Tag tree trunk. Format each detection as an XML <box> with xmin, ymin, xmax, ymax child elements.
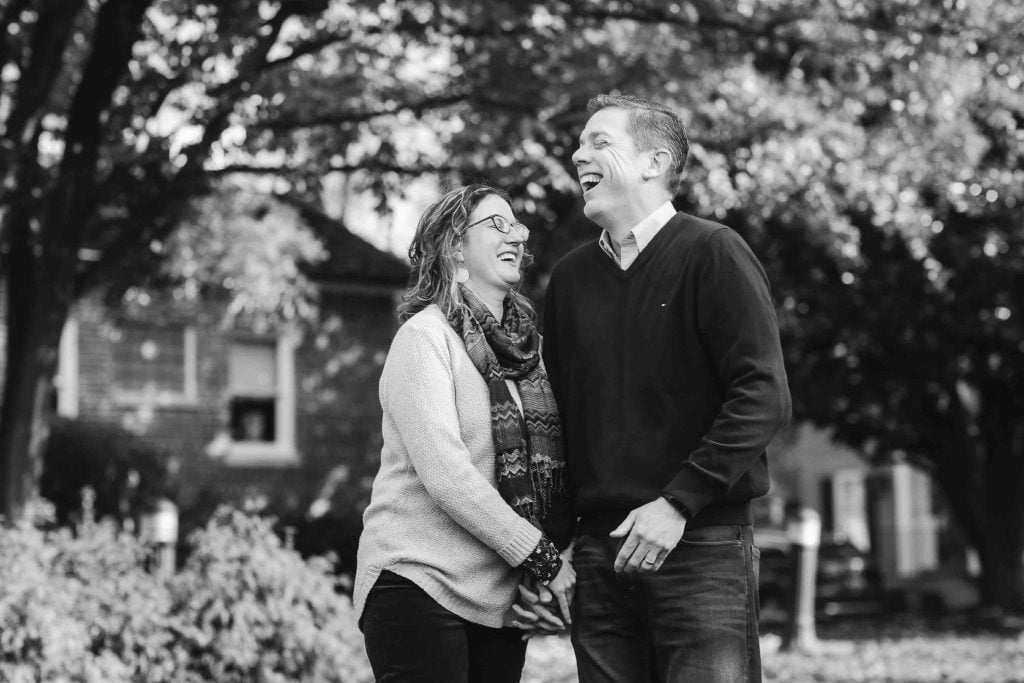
<box><xmin>975</xmin><ymin>527</ymin><xmax>1024</xmax><ymax>613</ymax></box>
<box><xmin>0</xmin><ymin>333</ymin><xmax>58</xmax><ymax>524</ymax></box>
<box><xmin>0</xmin><ymin>210</ymin><xmax>67</xmax><ymax>524</ymax></box>
<box><xmin>935</xmin><ymin>463</ymin><xmax>1024</xmax><ymax>614</ymax></box>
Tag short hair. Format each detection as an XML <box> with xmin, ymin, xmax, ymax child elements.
<box><xmin>398</xmin><ymin>184</ymin><xmax>533</xmax><ymax>323</ymax></box>
<box><xmin>587</xmin><ymin>94</ymin><xmax>689</xmax><ymax>194</ymax></box>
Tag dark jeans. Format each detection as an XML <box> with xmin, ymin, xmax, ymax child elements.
<box><xmin>571</xmin><ymin>525</ymin><xmax>762</xmax><ymax>683</ymax></box>
<box><xmin>362</xmin><ymin>570</ymin><xmax>528</xmax><ymax>683</ymax></box>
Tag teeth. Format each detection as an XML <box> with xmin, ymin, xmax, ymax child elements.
<box><xmin>579</xmin><ymin>173</ymin><xmax>602</xmax><ymax>191</ymax></box>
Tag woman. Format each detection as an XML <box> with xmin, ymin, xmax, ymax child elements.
<box><xmin>354</xmin><ymin>185</ymin><xmax>575</xmax><ymax>682</ymax></box>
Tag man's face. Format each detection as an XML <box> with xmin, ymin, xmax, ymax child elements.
<box><xmin>572</xmin><ymin>107</ymin><xmax>652</xmax><ymax>231</ymax></box>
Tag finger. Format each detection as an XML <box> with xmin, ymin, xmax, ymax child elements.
<box><xmin>624</xmin><ymin>545</ymin><xmax>649</xmax><ymax>574</ymax></box>
<box><xmin>532</xmin><ymin>604</ymin><xmax>565</xmax><ymax>629</ymax></box>
<box><xmin>556</xmin><ymin>590</ymin><xmax>572</xmax><ymax>625</ymax></box>
<box><xmin>614</xmin><ymin>534</ymin><xmax>642</xmax><ymax>573</ymax></box>
<box><xmin>624</xmin><ymin>541</ymin><xmax>656</xmax><ymax>574</ymax></box>
<box><xmin>609</xmin><ymin>511</ymin><xmax>636</xmax><ymax>538</ymax></box>
<box><xmin>610</xmin><ymin>536</ymin><xmax>643</xmax><ymax>573</ymax></box>
<box><xmin>512</xmin><ymin>604</ymin><xmax>540</xmax><ymax>622</ymax></box>
<box><xmin>536</xmin><ymin>584</ymin><xmax>555</xmax><ymax>604</ymax></box>
<box><xmin>634</xmin><ymin>548</ymin><xmax>659</xmax><ymax>573</ymax></box>
<box><xmin>518</xmin><ymin>584</ymin><xmax>540</xmax><ymax>604</ymax></box>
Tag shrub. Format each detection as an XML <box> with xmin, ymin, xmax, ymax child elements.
<box><xmin>0</xmin><ymin>513</ymin><xmax>175</xmax><ymax>682</ymax></box>
<box><xmin>42</xmin><ymin>418</ymin><xmax>171</xmax><ymax>527</ymax></box>
<box><xmin>168</xmin><ymin>507</ymin><xmax>371</xmax><ymax>683</ymax></box>
<box><xmin>0</xmin><ymin>505</ymin><xmax>372</xmax><ymax>683</ymax></box>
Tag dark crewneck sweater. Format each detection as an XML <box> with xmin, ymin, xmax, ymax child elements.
<box><xmin>542</xmin><ymin>212</ymin><xmax>791</xmax><ymax>534</ymax></box>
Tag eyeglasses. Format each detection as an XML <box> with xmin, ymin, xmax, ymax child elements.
<box><xmin>464</xmin><ymin>214</ymin><xmax>530</xmax><ymax>240</ymax></box>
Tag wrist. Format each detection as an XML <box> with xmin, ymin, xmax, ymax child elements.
<box><xmin>661</xmin><ymin>493</ymin><xmax>691</xmax><ymax>522</ymax></box>
<box><xmin>521</xmin><ymin>536</ymin><xmax>562</xmax><ymax>584</ymax></box>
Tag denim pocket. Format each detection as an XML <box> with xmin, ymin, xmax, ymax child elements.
<box><xmin>679</xmin><ymin>525</ymin><xmax>743</xmax><ymax>546</ymax></box>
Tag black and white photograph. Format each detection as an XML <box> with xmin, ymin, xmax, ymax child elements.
<box><xmin>1</xmin><ymin>1</ymin><xmax>1022</xmax><ymax>681</ymax></box>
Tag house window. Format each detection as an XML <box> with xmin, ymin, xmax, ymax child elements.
<box><xmin>229</xmin><ymin>341</ymin><xmax>277</xmax><ymax>442</ymax></box>
<box><xmin>218</xmin><ymin>331</ymin><xmax>298</xmax><ymax>466</ymax></box>
<box><xmin>112</xmin><ymin>322</ymin><xmax>197</xmax><ymax>405</ymax></box>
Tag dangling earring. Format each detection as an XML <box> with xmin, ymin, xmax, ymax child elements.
<box><xmin>454</xmin><ymin>253</ymin><xmax>469</xmax><ymax>283</ymax></box>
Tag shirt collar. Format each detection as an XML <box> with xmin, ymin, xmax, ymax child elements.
<box><xmin>599</xmin><ymin>201</ymin><xmax>676</xmax><ymax>261</ymax></box>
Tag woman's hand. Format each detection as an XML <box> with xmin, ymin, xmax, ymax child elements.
<box><xmin>507</xmin><ymin>581</ymin><xmax>565</xmax><ymax>640</ymax></box>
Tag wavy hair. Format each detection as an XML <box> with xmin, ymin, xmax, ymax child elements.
<box><xmin>398</xmin><ymin>184</ymin><xmax>534</xmax><ymax>324</ymax></box>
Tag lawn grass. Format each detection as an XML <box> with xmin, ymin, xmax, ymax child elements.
<box><xmin>521</xmin><ymin>616</ymin><xmax>1024</xmax><ymax>683</ymax></box>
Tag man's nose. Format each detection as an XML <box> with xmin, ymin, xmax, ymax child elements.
<box><xmin>572</xmin><ymin>145</ymin><xmax>587</xmax><ymax>166</ymax></box>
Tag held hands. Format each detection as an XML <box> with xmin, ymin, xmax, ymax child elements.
<box><xmin>508</xmin><ymin>550</ymin><xmax>575</xmax><ymax>640</ymax></box>
<box><xmin>509</xmin><ymin>581</ymin><xmax>563</xmax><ymax>640</ymax></box>
<box><xmin>610</xmin><ymin>497</ymin><xmax>687</xmax><ymax>574</ymax></box>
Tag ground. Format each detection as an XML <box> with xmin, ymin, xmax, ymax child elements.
<box><xmin>520</xmin><ymin>615</ymin><xmax>1024</xmax><ymax>683</ymax></box>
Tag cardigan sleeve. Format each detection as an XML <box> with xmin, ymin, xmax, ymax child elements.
<box><xmin>663</xmin><ymin>228</ymin><xmax>792</xmax><ymax>517</ymax></box>
<box><xmin>382</xmin><ymin>319</ymin><xmax>545</xmax><ymax>569</ymax></box>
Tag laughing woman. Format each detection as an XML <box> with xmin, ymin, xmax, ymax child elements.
<box><xmin>354</xmin><ymin>185</ymin><xmax>575</xmax><ymax>682</ymax></box>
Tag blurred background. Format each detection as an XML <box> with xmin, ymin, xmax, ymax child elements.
<box><xmin>1</xmin><ymin>0</ymin><xmax>1022</xmax><ymax>680</ymax></box>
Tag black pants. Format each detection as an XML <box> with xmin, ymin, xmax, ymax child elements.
<box><xmin>362</xmin><ymin>570</ymin><xmax>528</xmax><ymax>683</ymax></box>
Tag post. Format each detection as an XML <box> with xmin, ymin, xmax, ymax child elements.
<box><xmin>140</xmin><ymin>497</ymin><xmax>179</xmax><ymax>576</ymax></box>
<box><xmin>783</xmin><ymin>506</ymin><xmax>821</xmax><ymax>652</ymax></box>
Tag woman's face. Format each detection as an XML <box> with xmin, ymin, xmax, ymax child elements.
<box><xmin>459</xmin><ymin>194</ymin><xmax>529</xmax><ymax>301</ymax></box>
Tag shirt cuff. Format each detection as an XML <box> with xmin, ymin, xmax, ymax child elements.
<box><xmin>661</xmin><ymin>493</ymin><xmax>692</xmax><ymax>521</ymax></box>
<box><xmin>520</xmin><ymin>536</ymin><xmax>562</xmax><ymax>584</ymax></box>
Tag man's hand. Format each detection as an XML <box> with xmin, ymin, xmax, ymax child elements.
<box><xmin>545</xmin><ymin>554</ymin><xmax>576</xmax><ymax>625</ymax></box>
<box><xmin>610</xmin><ymin>497</ymin><xmax>687</xmax><ymax>574</ymax></box>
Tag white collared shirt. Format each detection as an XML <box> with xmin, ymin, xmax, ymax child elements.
<box><xmin>598</xmin><ymin>201</ymin><xmax>677</xmax><ymax>270</ymax></box>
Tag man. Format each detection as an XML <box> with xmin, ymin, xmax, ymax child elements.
<box><xmin>542</xmin><ymin>94</ymin><xmax>791</xmax><ymax>682</ymax></box>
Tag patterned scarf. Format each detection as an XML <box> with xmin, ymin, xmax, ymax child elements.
<box><xmin>450</xmin><ymin>284</ymin><xmax>565</xmax><ymax>528</ymax></box>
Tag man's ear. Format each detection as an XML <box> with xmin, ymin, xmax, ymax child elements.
<box><xmin>642</xmin><ymin>149</ymin><xmax>673</xmax><ymax>182</ymax></box>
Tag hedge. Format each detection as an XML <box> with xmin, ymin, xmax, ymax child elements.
<box><xmin>0</xmin><ymin>505</ymin><xmax>372</xmax><ymax>683</ymax></box>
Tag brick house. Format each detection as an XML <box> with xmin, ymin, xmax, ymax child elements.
<box><xmin>1</xmin><ymin>200</ymin><xmax>408</xmax><ymax>566</ymax></box>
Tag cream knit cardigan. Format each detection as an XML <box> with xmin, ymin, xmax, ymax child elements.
<box><xmin>353</xmin><ymin>305</ymin><xmax>543</xmax><ymax>628</ymax></box>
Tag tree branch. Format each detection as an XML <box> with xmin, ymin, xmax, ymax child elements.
<box><xmin>38</xmin><ymin>0</ymin><xmax>150</xmax><ymax>290</ymax></box>
<box><xmin>175</xmin><ymin>5</ymin><xmax>291</xmax><ymax>178</ymax></box>
<box><xmin>263</xmin><ymin>32</ymin><xmax>356</xmax><ymax>69</ymax></box>
<box><xmin>562</xmin><ymin>0</ymin><xmax>808</xmax><ymax>35</ymax></box>
<box><xmin>62</xmin><ymin>0</ymin><xmax>149</xmax><ymax>158</ymax></box>
<box><xmin>2</xmin><ymin>0</ymin><xmax>85</xmax><ymax>138</ymax></box>
<box><xmin>0</xmin><ymin>0</ymin><xmax>31</xmax><ymax>69</ymax></box>
<box><xmin>251</xmin><ymin>90</ymin><xmax>472</xmax><ymax>130</ymax></box>
<box><xmin>206</xmin><ymin>161</ymin><xmax>466</xmax><ymax>176</ymax></box>
<box><xmin>80</xmin><ymin>5</ymin><xmax>296</xmax><ymax>293</ymax></box>
<box><xmin>0</xmin><ymin>0</ymin><xmax>86</xmax><ymax>206</ymax></box>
